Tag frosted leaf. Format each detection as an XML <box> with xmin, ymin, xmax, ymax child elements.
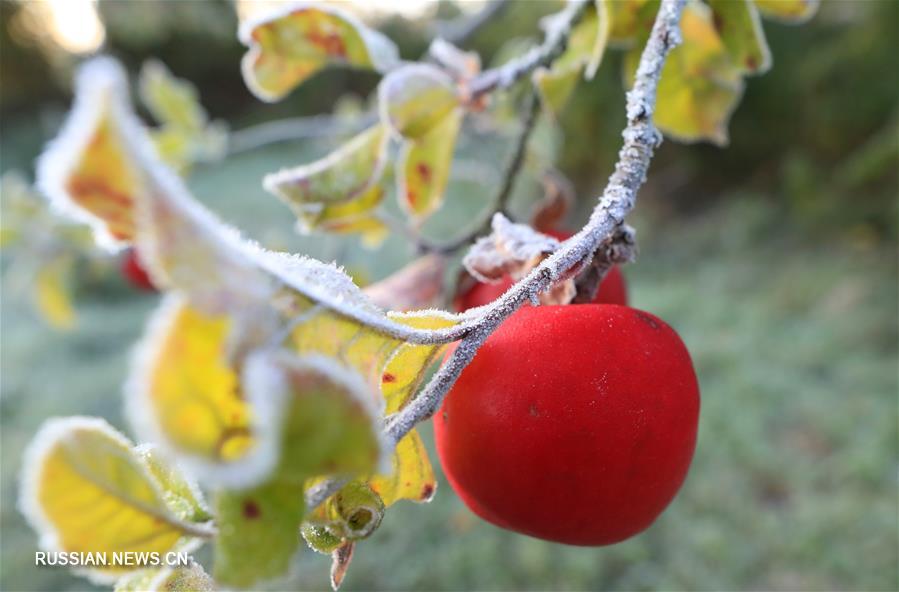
<box><xmin>463</xmin><ymin>213</ymin><xmax>560</xmax><ymax>284</ymax></box>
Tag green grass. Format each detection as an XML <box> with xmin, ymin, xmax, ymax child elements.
<box><xmin>1</xmin><ymin>144</ymin><xmax>896</xmax><ymax>591</ymax></box>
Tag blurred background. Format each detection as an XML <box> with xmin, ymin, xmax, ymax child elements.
<box><xmin>1</xmin><ymin>1</ymin><xmax>896</xmax><ymax>590</ymax></box>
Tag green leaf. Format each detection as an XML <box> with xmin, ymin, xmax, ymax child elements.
<box><xmin>708</xmin><ymin>0</ymin><xmax>771</xmax><ymax>75</ymax></box>
<box><xmin>753</xmin><ymin>0</ymin><xmax>819</xmax><ymax>23</ymax></box>
<box><xmin>264</xmin><ymin>125</ymin><xmax>389</xmax><ymax>221</ymax></box>
<box><xmin>19</xmin><ymin>417</ymin><xmax>206</xmax><ymax>584</ymax></box>
<box><xmin>239</xmin><ymin>3</ymin><xmax>399</xmax><ymax>102</ymax></box>
<box><xmin>378</xmin><ymin>63</ymin><xmax>461</xmax><ymax>139</ymax></box>
<box><xmin>243</xmin><ymin>350</ymin><xmax>386</xmax><ymax>480</ymax></box>
<box><xmin>213</xmin><ymin>477</ymin><xmax>305</xmax><ymax>588</ymax></box>
<box><xmin>625</xmin><ymin>1</ymin><xmax>744</xmax><ymax>145</ymax></box>
<box><xmin>397</xmin><ymin>109</ymin><xmax>463</xmax><ymax>223</ymax></box>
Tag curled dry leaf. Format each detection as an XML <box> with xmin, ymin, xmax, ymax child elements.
<box><xmin>463</xmin><ymin>214</ymin><xmax>577</xmax><ymax>305</ymax></box>
<box><xmin>531</xmin><ymin>169</ymin><xmax>575</xmax><ymax>233</ymax></box>
<box><xmin>463</xmin><ymin>213</ymin><xmax>559</xmax><ymax>284</ymax></box>
<box><xmin>330</xmin><ymin>541</ymin><xmax>355</xmax><ymax>591</ymax></box>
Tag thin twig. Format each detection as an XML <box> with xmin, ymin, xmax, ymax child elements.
<box><xmin>305</xmin><ymin>0</ymin><xmax>687</xmax><ymax>512</ymax></box>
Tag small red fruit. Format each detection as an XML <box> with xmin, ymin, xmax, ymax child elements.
<box><xmin>434</xmin><ymin>304</ymin><xmax>700</xmax><ymax>546</ymax></box>
<box><xmin>120</xmin><ymin>249</ymin><xmax>157</xmax><ymax>292</ymax></box>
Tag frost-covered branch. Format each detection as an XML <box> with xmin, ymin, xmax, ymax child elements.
<box><xmin>385</xmin><ymin>0</ymin><xmax>687</xmax><ymax>446</ymax></box>
<box><xmin>307</xmin><ymin>0</ymin><xmax>686</xmax><ymax>512</ymax></box>
<box><xmin>572</xmin><ymin>224</ymin><xmax>637</xmax><ymax>303</ymax></box>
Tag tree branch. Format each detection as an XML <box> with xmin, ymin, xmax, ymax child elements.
<box><xmin>572</xmin><ymin>224</ymin><xmax>637</xmax><ymax>303</ymax></box>
<box><xmin>305</xmin><ymin>0</ymin><xmax>687</xmax><ymax>512</ymax></box>
<box><xmin>385</xmin><ymin>0</ymin><xmax>686</xmax><ymax>447</ymax></box>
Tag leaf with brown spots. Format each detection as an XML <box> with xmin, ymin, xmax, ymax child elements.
<box><xmin>213</xmin><ymin>477</ymin><xmax>305</xmax><ymax>588</ymax></box>
<box><xmin>369</xmin><ymin>429</ymin><xmax>437</xmax><ymax>506</ymax></box>
<box><xmin>239</xmin><ymin>4</ymin><xmax>398</xmax><ymax>102</ymax></box>
<box><xmin>397</xmin><ymin>108</ymin><xmax>462</xmax><ymax>223</ymax></box>
<box><xmin>37</xmin><ymin>58</ymin><xmax>144</xmax><ymax>250</ymax></box>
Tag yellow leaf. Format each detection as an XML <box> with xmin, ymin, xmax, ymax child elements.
<box><xmin>397</xmin><ymin>109</ymin><xmax>462</xmax><ymax>223</ymax></box>
<box><xmin>626</xmin><ymin>2</ymin><xmax>744</xmax><ymax>145</ymax></box>
<box><xmin>127</xmin><ymin>296</ymin><xmax>269</xmax><ymax>488</ymax></box>
<box><xmin>369</xmin><ymin>429</ymin><xmax>436</xmax><ymax>506</ymax></box>
<box><xmin>381</xmin><ymin>311</ymin><xmax>456</xmax><ymax>414</ymax></box>
<box><xmin>239</xmin><ymin>4</ymin><xmax>399</xmax><ymax>102</ymax></box>
<box><xmin>19</xmin><ymin>418</ymin><xmax>206</xmax><ymax>584</ymax></box>
<box><xmin>753</xmin><ymin>0</ymin><xmax>819</xmax><ymax>23</ymax></box>
<box><xmin>35</xmin><ymin>258</ymin><xmax>76</xmax><ymax>330</ymax></box>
